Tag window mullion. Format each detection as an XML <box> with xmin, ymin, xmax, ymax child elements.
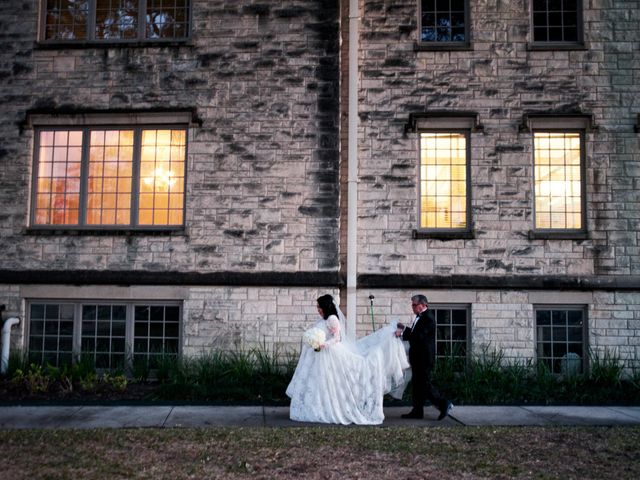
<box><xmin>131</xmin><ymin>128</ymin><xmax>142</xmax><ymax>226</ymax></box>
<box><xmin>73</xmin><ymin>303</ymin><xmax>82</xmax><ymax>364</ymax></box>
<box><xmin>139</xmin><ymin>0</ymin><xmax>147</xmax><ymax>40</ymax></box>
<box><xmin>126</xmin><ymin>304</ymin><xmax>134</xmax><ymax>370</ymax></box>
<box><xmin>79</xmin><ymin>128</ymin><xmax>90</xmax><ymax>226</ymax></box>
<box><xmin>88</xmin><ymin>0</ymin><xmax>97</xmax><ymax>41</ymax></box>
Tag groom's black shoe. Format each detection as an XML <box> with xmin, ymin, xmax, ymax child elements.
<box><xmin>437</xmin><ymin>402</ymin><xmax>453</xmax><ymax>421</ymax></box>
<box><xmin>401</xmin><ymin>410</ymin><xmax>424</xmax><ymax>419</ymax></box>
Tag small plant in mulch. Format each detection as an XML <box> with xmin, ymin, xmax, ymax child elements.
<box><xmin>3</xmin><ymin>362</ymin><xmax>130</xmax><ymax>401</ymax></box>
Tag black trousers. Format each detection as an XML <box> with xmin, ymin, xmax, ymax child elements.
<box><xmin>412</xmin><ymin>367</ymin><xmax>447</xmax><ymax>411</ymax></box>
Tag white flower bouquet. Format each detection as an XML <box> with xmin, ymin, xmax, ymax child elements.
<box><xmin>303</xmin><ymin>327</ymin><xmax>326</xmax><ymax>351</ymax></box>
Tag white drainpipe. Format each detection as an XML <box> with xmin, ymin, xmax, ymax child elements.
<box><xmin>1</xmin><ymin>317</ymin><xmax>20</xmax><ymax>375</ymax></box>
<box><xmin>346</xmin><ymin>0</ymin><xmax>360</xmax><ymax>340</ymax></box>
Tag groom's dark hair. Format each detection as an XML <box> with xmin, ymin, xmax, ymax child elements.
<box><xmin>317</xmin><ymin>294</ymin><xmax>338</xmax><ymax>319</ymax></box>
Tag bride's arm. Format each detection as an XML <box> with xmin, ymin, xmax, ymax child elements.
<box><xmin>320</xmin><ymin>315</ymin><xmax>341</xmax><ymax>348</ymax></box>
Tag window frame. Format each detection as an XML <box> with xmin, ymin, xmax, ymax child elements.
<box><xmin>530</xmin><ymin>128</ymin><xmax>587</xmax><ymax>239</ymax></box>
<box><xmin>432</xmin><ymin>303</ymin><xmax>471</xmax><ymax>369</ymax></box>
<box><xmin>528</xmin><ymin>0</ymin><xmax>585</xmax><ymax>50</ymax></box>
<box><xmin>534</xmin><ymin>304</ymin><xmax>588</xmax><ymax>375</ymax></box>
<box><xmin>28</xmin><ymin>113</ymin><xmax>189</xmax><ymax>232</ymax></box>
<box><xmin>415</xmin><ymin>126</ymin><xmax>473</xmax><ymax>239</ymax></box>
<box><xmin>38</xmin><ymin>0</ymin><xmax>192</xmax><ymax>45</ymax></box>
<box><xmin>416</xmin><ymin>0</ymin><xmax>471</xmax><ymax>51</ymax></box>
<box><xmin>26</xmin><ymin>300</ymin><xmax>182</xmax><ymax>370</ymax></box>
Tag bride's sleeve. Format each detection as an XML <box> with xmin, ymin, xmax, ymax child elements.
<box><xmin>323</xmin><ymin>315</ymin><xmax>341</xmax><ymax>346</ymax></box>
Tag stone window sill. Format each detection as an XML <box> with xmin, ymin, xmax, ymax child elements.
<box><xmin>413</xmin><ymin>229</ymin><xmax>475</xmax><ymax>240</ymax></box>
<box><xmin>25</xmin><ymin>227</ymin><xmax>186</xmax><ymax>237</ymax></box>
<box><xmin>527</xmin><ymin>230</ymin><xmax>588</xmax><ymax>240</ymax></box>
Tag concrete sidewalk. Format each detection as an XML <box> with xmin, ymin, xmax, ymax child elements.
<box><xmin>1</xmin><ymin>405</ymin><xmax>639</xmax><ymax>429</ymax></box>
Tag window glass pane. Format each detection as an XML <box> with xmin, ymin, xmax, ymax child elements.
<box><xmin>138</xmin><ymin>129</ymin><xmax>186</xmax><ymax>226</ymax></box>
<box><xmin>534</xmin><ymin>132</ymin><xmax>582</xmax><ymax>230</ymax></box>
<box><xmin>532</xmin><ymin>0</ymin><xmax>580</xmax><ymax>43</ymax></box>
<box><xmin>536</xmin><ymin>308</ymin><xmax>584</xmax><ymax>374</ymax></box>
<box><xmin>87</xmin><ymin>130</ymin><xmax>134</xmax><ymax>225</ymax></box>
<box><xmin>33</xmin><ymin>124</ymin><xmax>187</xmax><ymax>229</ymax></box>
<box><xmin>146</xmin><ymin>0</ymin><xmax>190</xmax><ymax>39</ymax></box>
<box><xmin>420</xmin><ymin>133</ymin><xmax>467</xmax><ymax>229</ymax></box>
<box><xmin>433</xmin><ymin>307</ymin><xmax>468</xmax><ymax>368</ymax></box>
<box><xmin>421</xmin><ymin>0</ymin><xmax>465</xmax><ymax>43</ymax></box>
<box><xmin>95</xmin><ymin>0</ymin><xmax>138</xmax><ymax>39</ymax></box>
<box><xmin>29</xmin><ymin>303</ymin><xmax>74</xmax><ymax>367</ymax></box>
<box><xmin>133</xmin><ymin>304</ymin><xmax>181</xmax><ymax>364</ymax></box>
<box><xmin>80</xmin><ymin>304</ymin><xmax>127</xmax><ymax>369</ymax></box>
<box><xmin>44</xmin><ymin>0</ymin><xmax>89</xmax><ymax>40</ymax></box>
<box><xmin>33</xmin><ymin>130</ymin><xmax>83</xmax><ymax>225</ymax></box>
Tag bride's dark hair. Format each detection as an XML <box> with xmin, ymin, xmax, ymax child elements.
<box><xmin>317</xmin><ymin>294</ymin><xmax>338</xmax><ymax>319</ymax></box>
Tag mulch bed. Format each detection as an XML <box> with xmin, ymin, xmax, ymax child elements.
<box><xmin>0</xmin><ymin>378</ymin><xmax>159</xmax><ymax>404</ymax></box>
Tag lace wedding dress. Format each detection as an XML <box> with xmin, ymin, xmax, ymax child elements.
<box><xmin>286</xmin><ymin>315</ymin><xmax>409</xmax><ymax>425</ymax></box>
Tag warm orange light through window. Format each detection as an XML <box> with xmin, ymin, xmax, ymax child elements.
<box><xmin>419</xmin><ymin>133</ymin><xmax>467</xmax><ymax>229</ymax></box>
<box><xmin>33</xmin><ymin>127</ymin><xmax>186</xmax><ymax>228</ymax></box>
<box><xmin>87</xmin><ymin>130</ymin><xmax>134</xmax><ymax>225</ymax></box>
<box><xmin>534</xmin><ymin>132</ymin><xmax>582</xmax><ymax>229</ymax></box>
<box><xmin>138</xmin><ymin>129</ymin><xmax>185</xmax><ymax>226</ymax></box>
<box><xmin>34</xmin><ymin>130</ymin><xmax>82</xmax><ymax>225</ymax></box>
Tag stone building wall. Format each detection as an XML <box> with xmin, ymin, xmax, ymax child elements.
<box><xmin>356</xmin><ymin>0</ymin><xmax>640</xmax><ymax>277</ymax></box>
<box><xmin>0</xmin><ymin>1</ymin><xmax>342</xmax><ymax>357</ymax></box>
<box><xmin>351</xmin><ymin>0</ymin><xmax>640</xmax><ymax>368</ymax></box>
<box><xmin>0</xmin><ymin>0</ymin><xmax>341</xmax><ymax>274</ymax></box>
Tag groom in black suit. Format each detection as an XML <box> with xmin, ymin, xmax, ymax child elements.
<box><xmin>395</xmin><ymin>294</ymin><xmax>452</xmax><ymax>420</ymax></box>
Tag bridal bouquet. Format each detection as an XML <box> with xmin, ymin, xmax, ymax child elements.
<box><xmin>303</xmin><ymin>327</ymin><xmax>326</xmax><ymax>351</ymax></box>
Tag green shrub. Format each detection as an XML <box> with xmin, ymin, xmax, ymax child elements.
<box><xmin>432</xmin><ymin>345</ymin><xmax>640</xmax><ymax>406</ymax></box>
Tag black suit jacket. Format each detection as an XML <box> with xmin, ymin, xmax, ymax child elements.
<box><xmin>401</xmin><ymin>309</ymin><xmax>436</xmax><ymax>372</ymax></box>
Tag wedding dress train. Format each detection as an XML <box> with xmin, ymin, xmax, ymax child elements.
<box><xmin>286</xmin><ymin>317</ymin><xmax>409</xmax><ymax>425</ymax></box>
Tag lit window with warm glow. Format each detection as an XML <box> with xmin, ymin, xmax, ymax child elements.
<box><xmin>139</xmin><ymin>129</ymin><xmax>186</xmax><ymax>226</ymax></box>
<box><xmin>534</xmin><ymin>132</ymin><xmax>582</xmax><ymax>230</ymax></box>
<box><xmin>32</xmin><ymin>127</ymin><xmax>187</xmax><ymax>228</ymax></box>
<box><xmin>34</xmin><ymin>130</ymin><xmax>83</xmax><ymax>225</ymax></box>
<box><xmin>419</xmin><ymin>132</ymin><xmax>468</xmax><ymax>230</ymax></box>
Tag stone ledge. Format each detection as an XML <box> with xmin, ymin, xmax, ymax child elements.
<box><xmin>358</xmin><ymin>274</ymin><xmax>640</xmax><ymax>291</ymax></box>
<box><xmin>0</xmin><ymin>270</ymin><xmax>342</xmax><ymax>287</ymax></box>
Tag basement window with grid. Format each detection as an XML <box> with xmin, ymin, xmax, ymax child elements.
<box><xmin>434</xmin><ymin>305</ymin><xmax>469</xmax><ymax>370</ymax></box>
<box><xmin>535</xmin><ymin>306</ymin><xmax>587</xmax><ymax>375</ymax></box>
<box><xmin>28</xmin><ymin>301</ymin><xmax>181</xmax><ymax>370</ymax></box>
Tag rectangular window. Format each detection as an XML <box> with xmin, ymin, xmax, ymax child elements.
<box><xmin>531</xmin><ymin>0</ymin><xmax>582</xmax><ymax>46</ymax></box>
<box><xmin>533</xmin><ymin>131</ymin><xmax>584</xmax><ymax>231</ymax></box>
<box><xmin>419</xmin><ymin>132</ymin><xmax>470</xmax><ymax>231</ymax></box>
<box><xmin>32</xmin><ymin>126</ymin><xmax>187</xmax><ymax>229</ymax></box>
<box><xmin>42</xmin><ymin>0</ymin><xmax>190</xmax><ymax>43</ymax></box>
<box><xmin>419</xmin><ymin>0</ymin><xmax>469</xmax><ymax>47</ymax></box>
<box><xmin>28</xmin><ymin>303</ymin><xmax>75</xmax><ymax>367</ymax></box>
<box><xmin>535</xmin><ymin>306</ymin><xmax>586</xmax><ymax>374</ymax></box>
<box><xmin>434</xmin><ymin>306</ymin><xmax>469</xmax><ymax>370</ymax></box>
<box><xmin>133</xmin><ymin>305</ymin><xmax>181</xmax><ymax>367</ymax></box>
<box><xmin>81</xmin><ymin>304</ymin><xmax>127</xmax><ymax>369</ymax></box>
<box><xmin>28</xmin><ymin>301</ymin><xmax>181</xmax><ymax>369</ymax></box>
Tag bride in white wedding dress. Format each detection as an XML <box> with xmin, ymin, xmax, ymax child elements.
<box><xmin>286</xmin><ymin>294</ymin><xmax>409</xmax><ymax>425</ymax></box>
